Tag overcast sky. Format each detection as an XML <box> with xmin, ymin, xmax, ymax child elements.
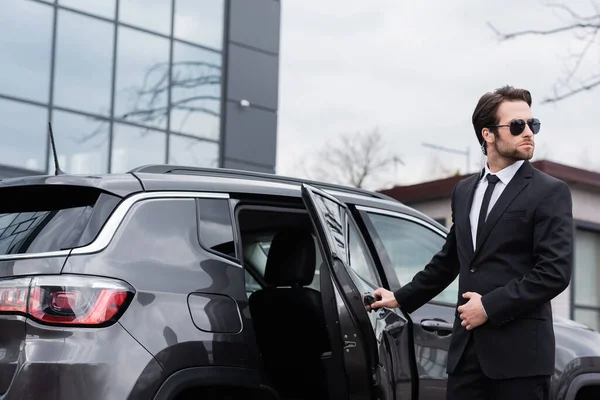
<box><xmin>276</xmin><ymin>0</ymin><xmax>600</xmax><ymax>190</ymax></box>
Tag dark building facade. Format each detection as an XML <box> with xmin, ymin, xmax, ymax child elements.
<box><xmin>0</xmin><ymin>0</ymin><xmax>280</xmax><ymax>178</ymax></box>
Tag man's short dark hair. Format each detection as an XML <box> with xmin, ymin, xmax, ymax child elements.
<box><xmin>472</xmin><ymin>85</ymin><xmax>532</xmax><ymax>155</ymax></box>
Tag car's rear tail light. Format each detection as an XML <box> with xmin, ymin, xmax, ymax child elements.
<box><xmin>0</xmin><ymin>278</ymin><xmax>30</xmax><ymax>313</ymax></box>
<box><xmin>0</xmin><ymin>275</ymin><xmax>134</xmax><ymax>327</ymax></box>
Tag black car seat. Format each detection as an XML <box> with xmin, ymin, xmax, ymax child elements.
<box><xmin>248</xmin><ymin>227</ymin><xmax>330</xmax><ymax>399</ymax></box>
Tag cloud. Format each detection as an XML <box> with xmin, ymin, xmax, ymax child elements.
<box><xmin>277</xmin><ymin>0</ymin><xmax>600</xmax><ymax>186</ymax></box>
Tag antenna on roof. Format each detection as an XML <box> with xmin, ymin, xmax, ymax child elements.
<box><xmin>48</xmin><ymin>122</ymin><xmax>64</xmax><ymax>175</ymax></box>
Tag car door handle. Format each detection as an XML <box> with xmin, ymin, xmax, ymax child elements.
<box><xmin>421</xmin><ymin>319</ymin><xmax>453</xmax><ymax>335</ymax></box>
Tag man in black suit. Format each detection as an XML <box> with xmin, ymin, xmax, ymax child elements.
<box><xmin>369</xmin><ymin>86</ymin><xmax>573</xmax><ymax>399</ymax></box>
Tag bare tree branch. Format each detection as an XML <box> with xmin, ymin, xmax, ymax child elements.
<box><xmin>545</xmin><ymin>2</ymin><xmax>600</xmax><ymax>22</ymax></box>
<box><xmin>487</xmin><ymin>21</ymin><xmax>599</xmax><ymax>40</ymax></box>
<box><xmin>489</xmin><ymin>2</ymin><xmax>600</xmax><ymax>103</ymax></box>
<box><xmin>542</xmin><ymin>77</ymin><xmax>600</xmax><ymax>102</ymax></box>
<box><xmin>298</xmin><ymin>128</ymin><xmax>403</xmax><ymax>189</ymax></box>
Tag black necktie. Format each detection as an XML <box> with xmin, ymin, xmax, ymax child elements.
<box><xmin>476</xmin><ymin>174</ymin><xmax>500</xmax><ymax>247</ymax></box>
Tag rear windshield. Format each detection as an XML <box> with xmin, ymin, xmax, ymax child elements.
<box><xmin>0</xmin><ymin>185</ymin><xmax>121</xmax><ymax>256</ymax></box>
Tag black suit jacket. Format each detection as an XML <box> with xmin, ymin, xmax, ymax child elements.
<box><xmin>393</xmin><ymin>160</ymin><xmax>573</xmax><ymax>379</ymax></box>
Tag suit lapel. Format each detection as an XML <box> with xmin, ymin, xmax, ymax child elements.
<box><xmin>462</xmin><ymin>172</ymin><xmax>481</xmax><ymax>260</ymax></box>
<box><xmin>472</xmin><ymin>161</ymin><xmax>533</xmax><ymax>260</ymax></box>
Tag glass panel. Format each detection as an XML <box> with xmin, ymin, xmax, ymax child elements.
<box><xmin>367</xmin><ymin>213</ymin><xmax>458</xmax><ymax>304</ymax></box>
<box><xmin>309</xmin><ymin>193</ymin><xmax>347</xmax><ymax>264</ymax></box>
<box><xmin>0</xmin><ymin>99</ymin><xmax>47</xmax><ymax>172</ymax></box>
<box><xmin>111</xmin><ymin>123</ymin><xmax>166</xmax><ymax>173</ymax></box>
<box><xmin>197</xmin><ymin>199</ymin><xmax>235</xmax><ymax>258</ymax></box>
<box><xmin>54</xmin><ymin>10</ymin><xmax>114</xmax><ymax>116</ymax></box>
<box><xmin>119</xmin><ymin>0</ymin><xmax>171</xmax><ymax>36</ymax></box>
<box><xmin>574</xmin><ymin>228</ymin><xmax>600</xmax><ymax>307</ymax></box>
<box><xmin>114</xmin><ymin>26</ymin><xmax>170</xmax><ymax>129</ymax></box>
<box><xmin>170</xmin><ymin>42</ymin><xmax>222</xmax><ymax>139</ymax></box>
<box><xmin>574</xmin><ymin>308</ymin><xmax>600</xmax><ymax>333</ymax></box>
<box><xmin>0</xmin><ymin>1</ymin><xmax>53</xmax><ymax>102</ymax></box>
<box><xmin>174</xmin><ymin>0</ymin><xmax>224</xmax><ymax>50</ymax></box>
<box><xmin>58</xmin><ymin>0</ymin><xmax>116</xmax><ymax>19</ymax></box>
<box><xmin>168</xmin><ymin>135</ymin><xmax>218</xmax><ymax>167</ymax></box>
<box><xmin>238</xmin><ymin>210</ymin><xmax>323</xmax><ymax>293</ymax></box>
<box><xmin>50</xmin><ymin>110</ymin><xmax>109</xmax><ymax>174</ymax></box>
<box><xmin>347</xmin><ymin>222</ymin><xmax>380</xmax><ymax>289</ymax></box>
<box><xmin>0</xmin><ymin>185</ymin><xmax>105</xmax><ymax>255</ymax></box>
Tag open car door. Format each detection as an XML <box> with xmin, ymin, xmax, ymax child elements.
<box><xmin>301</xmin><ymin>184</ymin><xmax>417</xmax><ymax>400</ymax></box>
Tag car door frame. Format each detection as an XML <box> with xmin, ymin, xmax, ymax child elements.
<box><xmin>354</xmin><ymin>205</ymin><xmax>458</xmax><ymax>399</ymax></box>
<box><xmin>301</xmin><ymin>184</ymin><xmax>418</xmax><ymax>400</ymax></box>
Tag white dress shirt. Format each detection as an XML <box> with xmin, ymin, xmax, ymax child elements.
<box><xmin>469</xmin><ymin>160</ymin><xmax>524</xmax><ymax>250</ymax></box>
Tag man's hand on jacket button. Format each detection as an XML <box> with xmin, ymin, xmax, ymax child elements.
<box><xmin>457</xmin><ymin>292</ymin><xmax>488</xmax><ymax>330</ymax></box>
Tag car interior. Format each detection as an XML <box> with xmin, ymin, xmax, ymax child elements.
<box><xmin>236</xmin><ymin>205</ymin><xmax>332</xmax><ymax>400</ymax></box>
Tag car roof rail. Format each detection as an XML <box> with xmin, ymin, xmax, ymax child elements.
<box><xmin>128</xmin><ymin>164</ymin><xmax>396</xmax><ymax>201</ymax></box>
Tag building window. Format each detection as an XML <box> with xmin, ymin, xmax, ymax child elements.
<box><xmin>58</xmin><ymin>0</ymin><xmax>116</xmax><ymax>19</ymax></box>
<box><xmin>0</xmin><ymin>0</ymin><xmax>53</xmax><ymax>103</ymax></box>
<box><xmin>114</xmin><ymin>26</ymin><xmax>170</xmax><ymax>130</ymax></box>
<box><xmin>168</xmin><ymin>134</ymin><xmax>219</xmax><ymax>168</ymax></box>
<box><xmin>119</xmin><ymin>0</ymin><xmax>172</xmax><ymax>36</ymax></box>
<box><xmin>111</xmin><ymin>123</ymin><xmax>166</xmax><ymax>173</ymax></box>
<box><xmin>54</xmin><ymin>9</ymin><xmax>114</xmax><ymax>116</ymax></box>
<box><xmin>0</xmin><ymin>99</ymin><xmax>48</xmax><ymax>172</ymax></box>
<box><xmin>170</xmin><ymin>41</ymin><xmax>222</xmax><ymax>140</ymax></box>
<box><xmin>0</xmin><ymin>0</ymin><xmax>225</xmax><ymax>176</ymax></box>
<box><xmin>174</xmin><ymin>0</ymin><xmax>225</xmax><ymax>50</ymax></box>
<box><xmin>573</xmin><ymin>225</ymin><xmax>600</xmax><ymax>332</ymax></box>
<box><xmin>50</xmin><ymin>110</ymin><xmax>110</xmax><ymax>174</ymax></box>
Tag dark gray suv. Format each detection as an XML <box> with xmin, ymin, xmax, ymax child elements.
<box><xmin>0</xmin><ymin>165</ymin><xmax>599</xmax><ymax>400</ymax></box>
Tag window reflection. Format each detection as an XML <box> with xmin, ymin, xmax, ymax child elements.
<box><xmin>50</xmin><ymin>110</ymin><xmax>109</xmax><ymax>174</ymax></box>
<box><xmin>574</xmin><ymin>229</ymin><xmax>600</xmax><ymax>307</ymax></box>
<box><xmin>197</xmin><ymin>199</ymin><xmax>235</xmax><ymax>258</ymax></box>
<box><xmin>119</xmin><ymin>0</ymin><xmax>172</xmax><ymax>36</ymax></box>
<box><xmin>168</xmin><ymin>134</ymin><xmax>218</xmax><ymax>167</ymax></box>
<box><xmin>348</xmin><ymin>223</ymin><xmax>380</xmax><ymax>288</ymax></box>
<box><xmin>54</xmin><ymin>10</ymin><xmax>114</xmax><ymax>116</ymax></box>
<box><xmin>111</xmin><ymin>123</ymin><xmax>166</xmax><ymax>173</ymax></box>
<box><xmin>312</xmin><ymin>195</ymin><xmax>346</xmax><ymax>263</ymax></box>
<box><xmin>174</xmin><ymin>0</ymin><xmax>224</xmax><ymax>50</ymax></box>
<box><xmin>58</xmin><ymin>0</ymin><xmax>116</xmax><ymax>19</ymax></box>
<box><xmin>0</xmin><ymin>99</ymin><xmax>47</xmax><ymax>172</ymax></box>
<box><xmin>574</xmin><ymin>308</ymin><xmax>600</xmax><ymax>333</ymax></box>
<box><xmin>170</xmin><ymin>42</ymin><xmax>221</xmax><ymax>139</ymax></box>
<box><xmin>115</xmin><ymin>26</ymin><xmax>170</xmax><ymax>129</ymax></box>
<box><xmin>0</xmin><ymin>1</ymin><xmax>53</xmax><ymax>103</ymax></box>
<box><xmin>367</xmin><ymin>213</ymin><xmax>458</xmax><ymax>304</ymax></box>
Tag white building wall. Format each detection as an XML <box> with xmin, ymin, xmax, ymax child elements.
<box><xmin>571</xmin><ymin>187</ymin><xmax>600</xmax><ymax>224</ymax></box>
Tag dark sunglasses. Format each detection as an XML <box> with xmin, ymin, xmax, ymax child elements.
<box><xmin>489</xmin><ymin>118</ymin><xmax>541</xmax><ymax>135</ymax></box>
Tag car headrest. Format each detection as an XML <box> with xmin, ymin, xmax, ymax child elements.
<box><xmin>264</xmin><ymin>227</ymin><xmax>316</xmax><ymax>287</ymax></box>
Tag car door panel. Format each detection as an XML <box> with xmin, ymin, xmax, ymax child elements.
<box><xmin>355</xmin><ymin>206</ymin><xmax>459</xmax><ymax>400</ymax></box>
<box><xmin>301</xmin><ymin>184</ymin><xmax>417</xmax><ymax>400</ymax></box>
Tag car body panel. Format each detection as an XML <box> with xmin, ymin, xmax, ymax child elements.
<box><xmin>1</xmin><ymin>319</ymin><xmax>163</xmax><ymax>400</ymax></box>
<box><xmin>0</xmin><ymin>166</ymin><xmax>597</xmax><ymax>400</ymax></box>
<box><xmin>0</xmin><ymin>173</ymin><xmax>143</xmax><ymax>198</ymax></box>
<box><xmin>62</xmin><ymin>197</ymin><xmax>260</xmax><ymax>376</ymax></box>
<box><xmin>0</xmin><ymin>256</ymin><xmax>67</xmax><ymax>279</ymax></box>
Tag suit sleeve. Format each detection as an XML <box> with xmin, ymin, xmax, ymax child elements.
<box><xmin>481</xmin><ymin>181</ymin><xmax>573</xmax><ymax>326</ymax></box>
<box><xmin>393</xmin><ymin>184</ymin><xmax>460</xmax><ymax>314</ymax></box>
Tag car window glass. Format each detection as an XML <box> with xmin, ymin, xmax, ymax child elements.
<box><xmin>347</xmin><ymin>221</ymin><xmax>380</xmax><ymax>290</ymax></box>
<box><xmin>366</xmin><ymin>212</ymin><xmax>458</xmax><ymax>304</ymax></box>
<box><xmin>242</xmin><ymin>233</ymin><xmax>322</xmax><ymax>294</ymax></box>
<box><xmin>197</xmin><ymin>198</ymin><xmax>237</xmax><ymax>261</ymax></box>
<box><xmin>0</xmin><ymin>185</ymin><xmax>115</xmax><ymax>255</ymax></box>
